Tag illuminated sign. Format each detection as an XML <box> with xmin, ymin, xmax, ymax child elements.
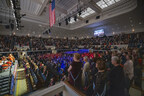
<box><xmin>94</xmin><ymin>29</ymin><xmax>104</xmax><ymax>37</ymax></box>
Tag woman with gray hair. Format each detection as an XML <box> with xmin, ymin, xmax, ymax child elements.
<box><xmin>109</xmin><ymin>56</ymin><xmax>125</xmax><ymax>96</ymax></box>
<box><xmin>82</xmin><ymin>56</ymin><xmax>90</xmax><ymax>90</ymax></box>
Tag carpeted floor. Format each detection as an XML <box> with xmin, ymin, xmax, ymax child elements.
<box><xmin>15</xmin><ymin>68</ymin><xmax>28</xmax><ymax>96</ymax></box>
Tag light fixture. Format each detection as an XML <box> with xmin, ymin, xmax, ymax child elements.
<box><xmin>86</xmin><ymin>20</ymin><xmax>89</xmax><ymax>23</ymax></box>
<box><xmin>74</xmin><ymin>16</ymin><xmax>77</xmax><ymax>21</ymax></box>
<box><xmin>96</xmin><ymin>0</ymin><xmax>120</xmax><ymax>9</ymax></box>
<box><xmin>13</xmin><ymin>32</ymin><xmax>15</xmax><ymax>35</ymax></box>
<box><xmin>65</xmin><ymin>18</ymin><xmax>68</xmax><ymax>25</ymax></box>
<box><xmin>48</xmin><ymin>29</ymin><xmax>51</xmax><ymax>34</ymax></box>
<box><xmin>113</xmin><ymin>32</ymin><xmax>115</xmax><ymax>35</ymax></box>
<box><xmin>132</xmin><ymin>28</ymin><xmax>135</xmax><ymax>32</ymax></box>
<box><xmin>68</xmin><ymin>17</ymin><xmax>71</xmax><ymax>22</ymax></box>
<box><xmin>79</xmin><ymin>7</ymin><xmax>95</xmax><ymax>18</ymax></box>
<box><xmin>59</xmin><ymin>22</ymin><xmax>61</xmax><ymax>26</ymax></box>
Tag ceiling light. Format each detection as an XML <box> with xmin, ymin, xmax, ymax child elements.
<box><xmin>39</xmin><ymin>24</ymin><xmax>42</xmax><ymax>27</ymax></box>
<box><xmin>113</xmin><ymin>32</ymin><xmax>115</xmax><ymax>35</ymax></box>
<box><xmin>13</xmin><ymin>32</ymin><xmax>15</xmax><ymax>35</ymax></box>
<box><xmin>139</xmin><ymin>22</ymin><xmax>142</xmax><ymax>24</ymax></box>
<box><xmin>69</xmin><ymin>17</ymin><xmax>78</xmax><ymax>24</ymax></box>
<box><xmin>79</xmin><ymin>7</ymin><xmax>95</xmax><ymax>18</ymax></box>
<box><xmin>131</xmin><ymin>25</ymin><xmax>134</xmax><ymax>26</ymax></box>
<box><xmin>132</xmin><ymin>28</ymin><xmax>135</xmax><ymax>32</ymax></box>
<box><xmin>96</xmin><ymin>0</ymin><xmax>121</xmax><ymax>9</ymax></box>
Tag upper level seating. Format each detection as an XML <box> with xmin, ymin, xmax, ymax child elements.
<box><xmin>0</xmin><ymin>32</ymin><xmax>144</xmax><ymax>52</ymax></box>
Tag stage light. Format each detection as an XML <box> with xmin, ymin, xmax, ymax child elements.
<box><xmin>96</xmin><ymin>15</ymin><xmax>100</xmax><ymax>19</ymax></box>
<box><xmin>68</xmin><ymin>17</ymin><xmax>71</xmax><ymax>22</ymax></box>
<box><xmin>65</xmin><ymin>18</ymin><xmax>68</xmax><ymax>25</ymax></box>
<box><xmin>78</xmin><ymin>10</ymin><xmax>82</xmax><ymax>16</ymax></box>
<box><xmin>59</xmin><ymin>22</ymin><xmax>61</xmax><ymax>26</ymax></box>
<box><xmin>48</xmin><ymin>29</ymin><xmax>51</xmax><ymax>34</ymax></box>
<box><xmin>74</xmin><ymin>16</ymin><xmax>77</xmax><ymax>21</ymax></box>
<box><xmin>86</xmin><ymin>20</ymin><xmax>89</xmax><ymax>23</ymax></box>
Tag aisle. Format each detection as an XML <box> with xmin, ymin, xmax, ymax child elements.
<box><xmin>15</xmin><ymin>68</ymin><xmax>28</xmax><ymax>96</ymax></box>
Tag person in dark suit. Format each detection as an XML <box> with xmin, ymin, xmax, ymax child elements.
<box><xmin>109</xmin><ymin>56</ymin><xmax>125</xmax><ymax>96</ymax></box>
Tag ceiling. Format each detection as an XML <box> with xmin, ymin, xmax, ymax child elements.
<box><xmin>0</xmin><ymin>0</ymin><xmax>144</xmax><ymax>39</ymax></box>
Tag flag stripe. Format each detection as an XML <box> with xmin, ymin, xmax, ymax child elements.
<box><xmin>49</xmin><ymin>0</ymin><xmax>55</xmax><ymax>27</ymax></box>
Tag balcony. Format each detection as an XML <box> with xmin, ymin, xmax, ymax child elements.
<box><xmin>29</xmin><ymin>81</ymin><xmax>85</xmax><ymax>96</ymax></box>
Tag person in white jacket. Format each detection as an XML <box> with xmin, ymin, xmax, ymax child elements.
<box><xmin>124</xmin><ymin>54</ymin><xmax>134</xmax><ymax>96</ymax></box>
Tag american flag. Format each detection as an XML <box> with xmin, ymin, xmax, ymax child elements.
<box><xmin>49</xmin><ymin>0</ymin><xmax>55</xmax><ymax>27</ymax></box>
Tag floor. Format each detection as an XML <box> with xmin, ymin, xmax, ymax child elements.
<box><xmin>14</xmin><ymin>68</ymin><xmax>28</xmax><ymax>96</ymax></box>
<box><xmin>130</xmin><ymin>87</ymin><xmax>142</xmax><ymax>96</ymax></box>
<box><xmin>13</xmin><ymin>67</ymin><xmax>143</xmax><ymax>96</ymax></box>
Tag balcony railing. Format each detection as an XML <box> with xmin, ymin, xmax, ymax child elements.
<box><xmin>29</xmin><ymin>81</ymin><xmax>85</xmax><ymax>96</ymax></box>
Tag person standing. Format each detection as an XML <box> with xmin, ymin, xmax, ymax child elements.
<box><xmin>68</xmin><ymin>53</ymin><xmax>82</xmax><ymax>88</ymax></box>
<box><xmin>93</xmin><ymin>60</ymin><xmax>106</xmax><ymax>96</ymax></box>
<box><xmin>82</xmin><ymin>56</ymin><xmax>90</xmax><ymax>89</ymax></box>
<box><xmin>109</xmin><ymin>56</ymin><xmax>125</xmax><ymax>96</ymax></box>
<box><xmin>124</xmin><ymin>54</ymin><xmax>134</xmax><ymax>96</ymax></box>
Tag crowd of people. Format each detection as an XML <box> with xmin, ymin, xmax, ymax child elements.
<box><xmin>0</xmin><ymin>32</ymin><xmax>144</xmax><ymax>52</ymax></box>
<box><xmin>0</xmin><ymin>32</ymin><xmax>143</xmax><ymax>95</ymax></box>
<box><xmin>17</xmin><ymin>46</ymin><xmax>143</xmax><ymax>96</ymax></box>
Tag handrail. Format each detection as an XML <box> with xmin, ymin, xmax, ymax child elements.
<box><xmin>29</xmin><ymin>81</ymin><xmax>86</xmax><ymax>96</ymax></box>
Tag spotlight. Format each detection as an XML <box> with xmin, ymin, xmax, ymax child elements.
<box><xmin>74</xmin><ymin>16</ymin><xmax>77</xmax><ymax>21</ymax></box>
<box><xmin>86</xmin><ymin>20</ymin><xmax>89</xmax><ymax>23</ymax></box>
<box><xmin>65</xmin><ymin>18</ymin><xmax>68</xmax><ymax>25</ymax></box>
<box><xmin>68</xmin><ymin>17</ymin><xmax>71</xmax><ymax>22</ymax></box>
<box><xmin>59</xmin><ymin>22</ymin><xmax>61</xmax><ymax>26</ymax></box>
<box><xmin>48</xmin><ymin>29</ymin><xmax>51</xmax><ymax>34</ymax></box>
<box><xmin>78</xmin><ymin>10</ymin><xmax>82</xmax><ymax>16</ymax></box>
<box><xmin>96</xmin><ymin>16</ymin><xmax>100</xmax><ymax>19</ymax></box>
